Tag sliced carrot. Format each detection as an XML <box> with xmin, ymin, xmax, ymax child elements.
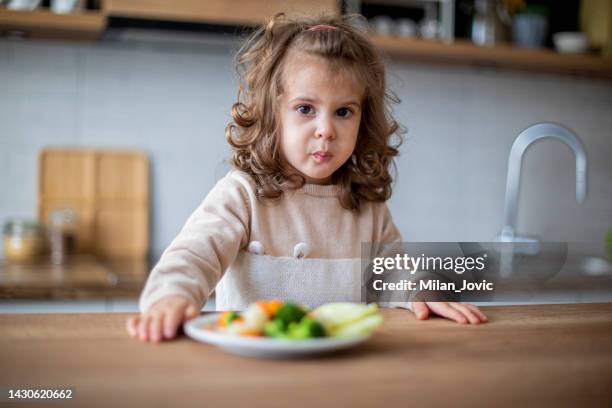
<box><xmin>217</xmin><ymin>311</ymin><xmax>232</xmax><ymax>327</ymax></box>
<box><xmin>239</xmin><ymin>329</ymin><xmax>263</xmax><ymax>337</ymax></box>
<box><xmin>255</xmin><ymin>300</ymin><xmax>268</xmax><ymax>316</ymax></box>
<box><xmin>255</xmin><ymin>302</ymin><xmax>267</xmax><ymax>317</ymax></box>
<box><xmin>266</xmin><ymin>299</ymin><xmax>284</xmax><ymax>317</ymax></box>
<box><xmin>256</xmin><ymin>299</ymin><xmax>284</xmax><ymax>318</ymax></box>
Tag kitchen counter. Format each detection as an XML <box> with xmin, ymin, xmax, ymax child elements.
<box><xmin>1</xmin><ymin>303</ymin><xmax>611</xmax><ymax>407</ymax></box>
<box><xmin>0</xmin><ymin>256</ymin><xmax>147</xmax><ymax>299</ymax></box>
<box><xmin>5</xmin><ymin>255</ymin><xmax>610</xmax><ymax>303</ymax></box>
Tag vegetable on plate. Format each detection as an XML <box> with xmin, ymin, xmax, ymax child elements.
<box><xmin>212</xmin><ymin>300</ymin><xmax>382</xmax><ymax>340</ymax></box>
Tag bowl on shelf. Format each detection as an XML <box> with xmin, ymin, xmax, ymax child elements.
<box><xmin>553</xmin><ymin>32</ymin><xmax>590</xmax><ymax>54</ymax></box>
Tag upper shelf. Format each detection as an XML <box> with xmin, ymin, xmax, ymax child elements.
<box><xmin>104</xmin><ymin>0</ymin><xmax>340</xmax><ymax>26</ymax></box>
<box><xmin>0</xmin><ymin>7</ymin><xmax>106</xmax><ymax>41</ymax></box>
<box><xmin>1</xmin><ymin>4</ymin><xmax>611</xmax><ymax>80</ymax></box>
<box><xmin>371</xmin><ymin>35</ymin><xmax>612</xmax><ymax>80</ymax></box>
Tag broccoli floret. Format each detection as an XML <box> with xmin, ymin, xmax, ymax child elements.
<box><xmin>274</xmin><ymin>303</ymin><xmax>307</xmax><ymax>326</ymax></box>
<box><xmin>263</xmin><ymin>319</ymin><xmax>288</xmax><ymax>339</ymax></box>
<box><xmin>264</xmin><ymin>315</ymin><xmax>327</xmax><ymax>340</ymax></box>
<box><xmin>287</xmin><ymin>317</ymin><xmax>326</xmax><ymax>339</ymax></box>
<box><xmin>221</xmin><ymin>311</ymin><xmax>239</xmax><ymax>326</ymax></box>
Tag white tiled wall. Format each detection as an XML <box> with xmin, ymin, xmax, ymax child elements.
<box><xmin>1</xmin><ymin>37</ymin><xmax>611</xmax><ymax>264</ymax></box>
<box><xmin>387</xmin><ymin>63</ymin><xmax>612</xmax><ymax>255</ymax></box>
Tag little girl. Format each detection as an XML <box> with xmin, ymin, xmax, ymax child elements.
<box><xmin>127</xmin><ymin>14</ymin><xmax>487</xmax><ymax>343</ymax></box>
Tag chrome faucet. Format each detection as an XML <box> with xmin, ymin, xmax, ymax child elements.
<box><xmin>498</xmin><ymin>122</ymin><xmax>587</xmax><ymax>276</ymax></box>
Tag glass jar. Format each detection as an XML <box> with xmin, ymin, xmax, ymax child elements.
<box><xmin>3</xmin><ymin>218</ymin><xmax>45</xmax><ymax>263</ymax></box>
<box><xmin>48</xmin><ymin>208</ymin><xmax>77</xmax><ymax>265</ymax></box>
<box><xmin>472</xmin><ymin>0</ymin><xmax>511</xmax><ymax>46</ymax></box>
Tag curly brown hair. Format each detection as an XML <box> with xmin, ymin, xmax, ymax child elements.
<box><xmin>225</xmin><ymin>13</ymin><xmax>403</xmax><ymax>211</ymax></box>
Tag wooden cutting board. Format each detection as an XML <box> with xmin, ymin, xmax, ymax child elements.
<box><xmin>38</xmin><ymin>148</ymin><xmax>149</xmax><ymax>260</ymax></box>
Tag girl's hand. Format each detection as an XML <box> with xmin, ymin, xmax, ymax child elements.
<box><xmin>411</xmin><ymin>301</ymin><xmax>488</xmax><ymax>324</ymax></box>
<box><xmin>126</xmin><ymin>295</ymin><xmax>200</xmax><ymax>343</ymax></box>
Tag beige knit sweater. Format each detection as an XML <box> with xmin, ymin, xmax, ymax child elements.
<box><xmin>139</xmin><ymin>170</ymin><xmax>405</xmax><ymax>312</ymax></box>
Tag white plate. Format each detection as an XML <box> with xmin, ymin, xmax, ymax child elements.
<box><xmin>183</xmin><ymin>313</ymin><xmax>371</xmax><ymax>358</ymax></box>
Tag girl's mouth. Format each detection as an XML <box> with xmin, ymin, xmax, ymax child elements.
<box><xmin>312</xmin><ymin>151</ymin><xmax>333</xmax><ymax>163</ymax></box>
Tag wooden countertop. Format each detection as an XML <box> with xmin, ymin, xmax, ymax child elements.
<box><xmin>1</xmin><ymin>303</ymin><xmax>611</xmax><ymax>407</ymax></box>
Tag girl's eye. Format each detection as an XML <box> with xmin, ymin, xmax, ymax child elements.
<box><xmin>336</xmin><ymin>107</ymin><xmax>353</xmax><ymax>118</ymax></box>
<box><xmin>297</xmin><ymin>105</ymin><xmax>314</xmax><ymax>115</ymax></box>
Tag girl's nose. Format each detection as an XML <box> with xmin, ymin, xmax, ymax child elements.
<box><xmin>315</xmin><ymin>115</ymin><xmax>335</xmax><ymax>140</ymax></box>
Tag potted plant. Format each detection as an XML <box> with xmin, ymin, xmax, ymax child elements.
<box><xmin>511</xmin><ymin>2</ymin><xmax>550</xmax><ymax>48</ymax></box>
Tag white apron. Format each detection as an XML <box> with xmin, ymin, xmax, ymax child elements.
<box><xmin>214</xmin><ymin>241</ymin><xmax>363</xmax><ymax>311</ymax></box>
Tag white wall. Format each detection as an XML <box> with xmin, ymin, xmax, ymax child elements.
<box><xmin>1</xmin><ymin>37</ymin><xmax>611</xmax><ymax>262</ymax></box>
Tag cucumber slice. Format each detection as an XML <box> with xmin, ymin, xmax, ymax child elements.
<box><xmin>311</xmin><ymin>303</ymin><xmax>379</xmax><ymax>334</ymax></box>
<box><xmin>332</xmin><ymin>315</ymin><xmax>384</xmax><ymax>338</ymax></box>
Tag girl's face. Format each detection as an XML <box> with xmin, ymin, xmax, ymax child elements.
<box><xmin>278</xmin><ymin>52</ymin><xmax>363</xmax><ymax>185</ymax></box>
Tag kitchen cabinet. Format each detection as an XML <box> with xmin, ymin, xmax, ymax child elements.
<box><xmin>1</xmin><ymin>303</ymin><xmax>611</xmax><ymax>406</ymax></box>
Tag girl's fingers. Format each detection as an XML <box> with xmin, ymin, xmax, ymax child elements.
<box><xmin>129</xmin><ymin>298</ymin><xmax>200</xmax><ymax>343</ymax></box>
<box><xmin>463</xmin><ymin>303</ymin><xmax>488</xmax><ymax>322</ymax></box>
<box><xmin>163</xmin><ymin>307</ymin><xmax>182</xmax><ymax>340</ymax></box>
<box><xmin>448</xmin><ymin>303</ymin><xmax>481</xmax><ymax>324</ymax></box>
<box><xmin>138</xmin><ymin>314</ymin><xmax>152</xmax><ymax>341</ymax></box>
<box><xmin>149</xmin><ymin>313</ymin><xmax>163</xmax><ymax>343</ymax></box>
<box><xmin>411</xmin><ymin>302</ymin><xmax>430</xmax><ymax>320</ymax></box>
<box><xmin>126</xmin><ymin>316</ymin><xmax>139</xmax><ymax>338</ymax></box>
<box><xmin>427</xmin><ymin>302</ymin><xmax>467</xmax><ymax>324</ymax></box>
<box><xmin>171</xmin><ymin>303</ymin><xmax>199</xmax><ymax>338</ymax></box>
<box><xmin>185</xmin><ymin>303</ymin><xmax>199</xmax><ymax>319</ymax></box>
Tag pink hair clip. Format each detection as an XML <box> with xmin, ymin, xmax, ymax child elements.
<box><xmin>307</xmin><ymin>24</ymin><xmax>339</xmax><ymax>31</ymax></box>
